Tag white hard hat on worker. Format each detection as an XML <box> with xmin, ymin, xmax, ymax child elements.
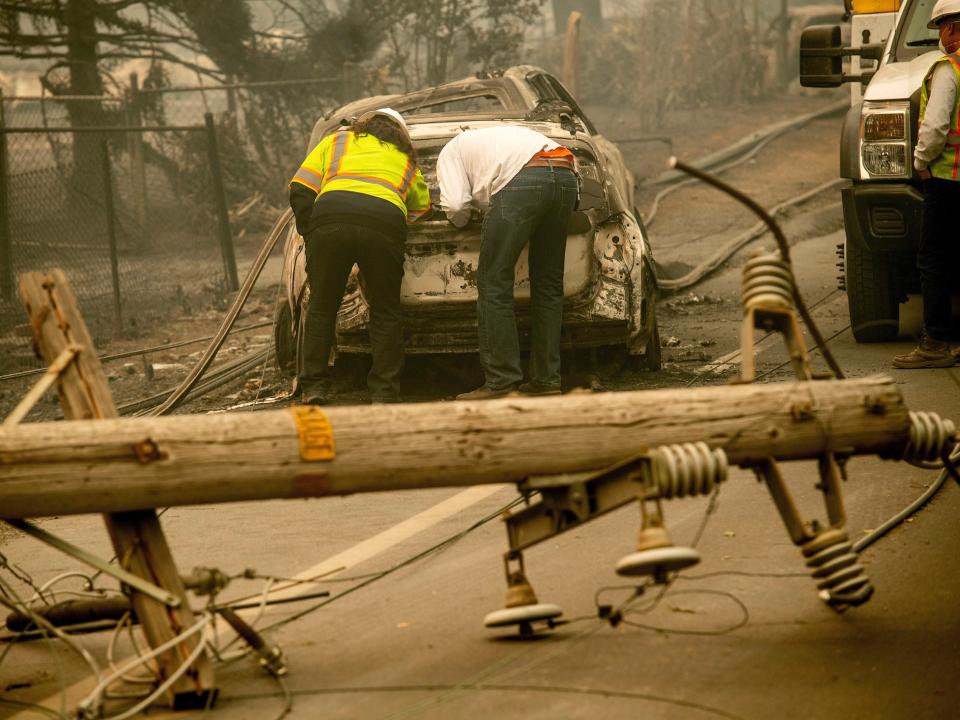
<box><xmin>358</xmin><ymin>107</ymin><xmax>409</xmax><ymax>132</ymax></box>
<box><xmin>928</xmin><ymin>0</ymin><xmax>960</xmax><ymax>28</ymax></box>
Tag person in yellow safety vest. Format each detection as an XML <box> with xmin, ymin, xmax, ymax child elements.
<box><xmin>893</xmin><ymin>0</ymin><xmax>960</xmax><ymax>368</ymax></box>
<box><xmin>289</xmin><ymin>107</ymin><xmax>431</xmax><ymax>404</ymax></box>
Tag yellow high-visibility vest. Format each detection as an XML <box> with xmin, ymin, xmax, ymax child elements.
<box><xmin>290</xmin><ymin>130</ymin><xmax>431</xmax><ymax>222</ymax></box>
<box><xmin>920</xmin><ymin>54</ymin><xmax>960</xmax><ymax>181</ymax></box>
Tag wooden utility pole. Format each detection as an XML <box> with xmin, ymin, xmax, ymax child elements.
<box><xmin>778</xmin><ymin>0</ymin><xmax>791</xmax><ymax>86</ymax></box>
<box><xmin>126</xmin><ymin>72</ymin><xmax>149</xmax><ymax>243</ymax></box>
<box><xmin>0</xmin><ymin>374</ymin><xmax>913</xmax><ymax>519</ymax></box>
<box><xmin>15</xmin><ymin>270</ymin><xmax>215</xmax><ymax>709</ymax></box>
<box><xmin>562</xmin><ymin>11</ymin><xmax>582</xmax><ymax>97</ymax></box>
<box><xmin>0</xmin><ymin>88</ymin><xmax>13</xmax><ymax>302</ymax></box>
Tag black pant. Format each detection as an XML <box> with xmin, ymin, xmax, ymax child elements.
<box><xmin>301</xmin><ymin>222</ymin><xmax>405</xmax><ymax>400</ymax></box>
<box><xmin>918</xmin><ymin>178</ymin><xmax>960</xmax><ymax>341</ymax></box>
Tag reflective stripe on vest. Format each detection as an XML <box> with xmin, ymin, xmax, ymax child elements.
<box><xmin>292</xmin><ymin>166</ymin><xmax>324</xmax><ymax>191</ymax></box>
<box><xmin>324</xmin><ymin>131</ymin><xmax>350</xmax><ymax>185</ymax></box>
<box><xmin>326</xmin><ymin>140</ymin><xmax>413</xmax><ymax>201</ymax></box>
<box><xmin>920</xmin><ymin>54</ymin><xmax>960</xmax><ymax>180</ymax></box>
<box><xmin>398</xmin><ymin>158</ymin><xmax>415</xmax><ymax>195</ymax></box>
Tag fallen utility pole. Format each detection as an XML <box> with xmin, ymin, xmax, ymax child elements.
<box><xmin>12</xmin><ymin>270</ymin><xmax>215</xmax><ymax>710</ymax></box>
<box><xmin>1</xmin><ymin>374</ymin><xmax>910</xmax><ymax>519</ymax></box>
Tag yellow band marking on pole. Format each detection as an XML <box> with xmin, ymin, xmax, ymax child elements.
<box><xmin>291</xmin><ymin>406</ymin><xmax>336</xmax><ymax>461</ymax></box>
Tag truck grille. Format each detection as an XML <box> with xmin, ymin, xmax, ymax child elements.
<box><xmin>869</xmin><ymin>206</ymin><xmax>905</xmax><ymax>237</ymax></box>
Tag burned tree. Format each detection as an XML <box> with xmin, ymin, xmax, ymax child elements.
<box><xmin>0</xmin><ymin>0</ymin><xmax>251</xmax><ymax>190</ymax></box>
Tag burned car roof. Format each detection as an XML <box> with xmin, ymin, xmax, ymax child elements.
<box><xmin>307</xmin><ymin>65</ymin><xmax>594</xmax><ymax>150</ymax></box>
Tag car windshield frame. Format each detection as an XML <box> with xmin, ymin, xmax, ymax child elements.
<box><xmin>893</xmin><ymin>0</ymin><xmax>939</xmax><ymax>61</ymax></box>
<box><xmin>395</xmin><ymin>81</ymin><xmax>529</xmax><ymax>115</ymax></box>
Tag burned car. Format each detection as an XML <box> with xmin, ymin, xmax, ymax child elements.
<box><xmin>274</xmin><ymin>66</ymin><xmax>660</xmax><ymax>382</ymax></box>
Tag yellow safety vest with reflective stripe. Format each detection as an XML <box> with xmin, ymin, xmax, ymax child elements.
<box><xmin>920</xmin><ymin>53</ymin><xmax>960</xmax><ymax>181</ymax></box>
<box><xmin>290</xmin><ymin>130</ymin><xmax>431</xmax><ymax>222</ymax></box>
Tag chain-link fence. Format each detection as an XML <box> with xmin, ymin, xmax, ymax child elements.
<box><xmin>0</xmin><ymin>78</ymin><xmax>348</xmax><ymax>376</ymax></box>
<box><xmin>0</xmin><ymin>118</ymin><xmax>235</xmax><ymax>372</ymax></box>
<box><xmin>133</xmin><ymin>73</ymin><xmax>350</xmax><ymax>206</ymax></box>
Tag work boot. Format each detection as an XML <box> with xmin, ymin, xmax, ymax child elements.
<box><xmin>892</xmin><ymin>335</ymin><xmax>956</xmax><ymax>369</ymax></box>
<box><xmin>517</xmin><ymin>381</ymin><xmax>562</xmax><ymax>396</ymax></box>
<box><xmin>455</xmin><ymin>384</ymin><xmax>519</xmax><ymax>401</ymax></box>
<box><xmin>300</xmin><ymin>386</ymin><xmax>329</xmax><ymax>406</ymax></box>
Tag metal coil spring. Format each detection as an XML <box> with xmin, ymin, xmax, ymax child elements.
<box><xmin>903</xmin><ymin>411</ymin><xmax>956</xmax><ymax>462</ymax></box>
<box><xmin>650</xmin><ymin>442</ymin><xmax>728</xmax><ymax>499</ymax></box>
<box><xmin>741</xmin><ymin>253</ymin><xmax>795</xmax><ymax>311</ymax></box>
<box><xmin>802</xmin><ymin>529</ymin><xmax>874</xmax><ymax>610</ymax></box>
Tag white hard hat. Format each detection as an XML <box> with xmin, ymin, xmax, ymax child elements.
<box><xmin>928</xmin><ymin>0</ymin><xmax>960</xmax><ymax>29</ymax></box>
<box><xmin>359</xmin><ymin>107</ymin><xmax>408</xmax><ymax>131</ymax></box>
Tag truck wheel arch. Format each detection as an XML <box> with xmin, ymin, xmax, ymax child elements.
<box><xmin>840</xmin><ymin>102</ymin><xmax>863</xmax><ymax>180</ymax></box>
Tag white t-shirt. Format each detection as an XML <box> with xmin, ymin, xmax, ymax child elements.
<box><xmin>436</xmin><ymin>126</ymin><xmax>562</xmax><ymax>228</ymax></box>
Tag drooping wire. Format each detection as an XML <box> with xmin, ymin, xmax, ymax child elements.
<box><xmin>668</xmin><ymin>158</ymin><xmax>844</xmax><ymax>380</ymax></box>
<box><xmin>258</xmin><ymin>493</ymin><xmax>530</xmax><ymax>636</ymax></box>
<box><xmin>0</xmin><ymin>698</ymin><xmax>68</xmax><ymax>719</ymax></box>
<box><xmin>219</xmin><ymin>682</ymin><xmax>745</xmax><ymax>720</ymax></box>
<box><xmin>0</xmin><ymin>574</ymin><xmax>100</xmax><ymax>719</ymax></box>
<box><xmin>854</xmin><ymin>442</ymin><xmax>960</xmax><ymax>553</ymax></box>
<box><xmin>76</xmin><ymin>613</ymin><xmax>212</xmax><ymax>720</ymax></box>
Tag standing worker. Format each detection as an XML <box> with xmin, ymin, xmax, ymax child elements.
<box><xmin>289</xmin><ymin>108</ymin><xmax>431</xmax><ymax>403</ymax></box>
<box><xmin>893</xmin><ymin>0</ymin><xmax>960</xmax><ymax>369</ymax></box>
<box><xmin>437</xmin><ymin>125</ymin><xmax>578</xmax><ymax>399</ymax></box>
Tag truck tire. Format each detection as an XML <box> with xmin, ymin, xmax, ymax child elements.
<box><xmin>845</xmin><ymin>238</ymin><xmax>899</xmax><ymax>343</ymax></box>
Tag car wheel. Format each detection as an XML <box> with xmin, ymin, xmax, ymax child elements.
<box><xmin>845</xmin><ymin>238</ymin><xmax>899</xmax><ymax>343</ymax></box>
<box><xmin>641</xmin><ymin>309</ymin><xmax>662</xmax><ymax>371</ymax></box>
<box><xmin>273</xmin><ymin>300</ymin><xmax>298</xmax><ymax>378</ymax></box>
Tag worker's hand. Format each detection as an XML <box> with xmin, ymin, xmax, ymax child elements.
<box><xmin>917</xmin><ymin>167</ymin><xmax>932</xmax><ymax>180</ymax></box>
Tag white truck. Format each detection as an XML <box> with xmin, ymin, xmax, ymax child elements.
<box><xmin>800</xmin><ymin>0</ymin><xmax>944</xmax><ymax>341</ymax></box>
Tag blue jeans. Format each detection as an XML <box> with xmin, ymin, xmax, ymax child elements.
<box><xmin>477</xmin><ymin>165</ymin><xmax>578</xmax><ymax>390</ymax></box>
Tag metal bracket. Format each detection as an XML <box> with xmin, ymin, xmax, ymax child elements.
<box><xmin>751</xmin><ymin>453</ymin><xmax>847</xmax><ymax>546</ymax></box>
<box><xmin>4</xmin><ymin>519</ymin><xmax>181</xmax><ymax>608</ymax></box>
<box><xmin>740</xmin><ymin>304</ymin><xmax>813</xmax><ymax>383</ymax></box>
<box><xmin>508</xmin><ymin>454</ymin><xmax>654</xmax><ymax>553</ymax></box>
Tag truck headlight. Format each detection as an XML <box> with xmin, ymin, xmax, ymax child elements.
<box><xmin>860</xmin><ymin>102</ymin><xmax>911</xmax><ymax>178</ymax></box>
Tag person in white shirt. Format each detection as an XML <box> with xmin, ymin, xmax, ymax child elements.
<box><xmin>437</xmin><ymin>125</ymin><xmax>578</xmax><ymax>399</ymax></box>
<box><xmin>893</xmin><ymin>2</ymin><xmax>960</xmax><ymax>369</ymax></box>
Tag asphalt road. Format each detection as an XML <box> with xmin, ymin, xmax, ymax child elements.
<box><xmin>4</xmin><ymin>220</ymin><xmax>960</xmax><ymax>720</ymax></box>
